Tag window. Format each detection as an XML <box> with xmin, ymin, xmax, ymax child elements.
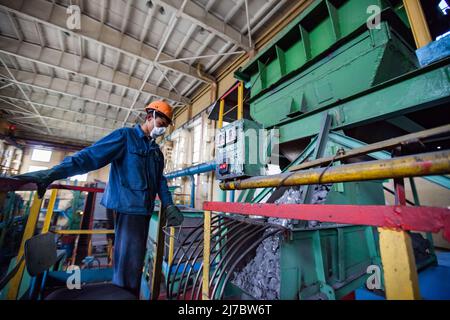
<box><xmin>31</xmin><ymin>148</ymin><xmax>52</xmax><ymax>162</ymax></box>
<box><xmin>192</xmin><ymin>122</ymin><xmax>202</xmax><ymax>165</ymax></box>
<box><xmin>69</xmin><ymin>173</ymin><xmax>88</xmax><ymax>182</ymax></box>
<box><xmin>28</xmin><ymin>165</ymin><xmax>48</xmax><ymax>173</ymax></box>
<box><xmin>189</xmin><ymin>118</ymin><xmax>202</xmax><ymax>165</ymax></box>
<box><xmin>173</xmin><ymin>130</ymin><xmax>187</xmax><ymax>170</ymax></box>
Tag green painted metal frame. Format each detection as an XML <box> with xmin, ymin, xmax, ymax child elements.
<box><xmin>280</xmin><ymin>225</ymin><xmax>381</xmax><ymax>300</ymax></box>
<box><xmin>239</xmin><ymin>0</ymin><xmax>411</xmax><ymax>98</ymax></box>
<box><xmin>249</xmin><ymin>20</ymin><xmax>418</xmax><ymax>128</ymax></box>
<box><xmin>278</xmin><ymin>59</ymin><xmax>450</xmax><ymax>144</ymax></box>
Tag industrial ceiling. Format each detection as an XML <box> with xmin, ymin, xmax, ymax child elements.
<box><xmin>0</xmin><ymin>0</ymin><xmax>291</xmax><ymax>145</ymax></box>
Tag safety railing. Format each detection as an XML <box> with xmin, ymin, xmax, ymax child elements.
<box><xmin>201</xmin><ymin>131</ymin><xmax>450</xmax><ymax>300</ymax></box>
<box><xmin>172</xmin><ymin>193</ymin><xmax>193</xmax><ymax>207</ymax></box>
<box><xmin>0</xmin><ymin>179</ymin><xmax>112</xmax><ymax>300</ymax></box>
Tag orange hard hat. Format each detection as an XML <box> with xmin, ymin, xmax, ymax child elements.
<box><xmin>145</xmin><ymin>100</ymin><xmax>173</xmax><ymax>123</ymax></box>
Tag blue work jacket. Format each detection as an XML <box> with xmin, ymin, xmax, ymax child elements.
<box><xmin>52</xmin><ymin>125</ymin><xmax>173</xmax><ymax>215</ymax></box>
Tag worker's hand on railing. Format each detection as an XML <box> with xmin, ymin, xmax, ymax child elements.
<box><xmin>14</xmin><ymin>169</ymin><xmax>57</xmax><ymax>198</ymax></box>
<box><xmin>165</xmin><ymin>205</ymin><xmax>184</xmax><ymax>227</ymax></box>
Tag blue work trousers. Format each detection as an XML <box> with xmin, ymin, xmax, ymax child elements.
<box><xmin>112</xmin><ymin>212</ymin><xmax>150</xmax><ymax>296</ymax></box>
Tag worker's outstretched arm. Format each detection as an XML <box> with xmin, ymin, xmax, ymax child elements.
<box><xmin>53</xmin><ymin>128</ymin><xmax>125</xmax><ymax>177</ymax></box>
<box><xmin>15</xmin><ymin>129</ymin><xmax>125</xmax><ymax>197</ymax></box>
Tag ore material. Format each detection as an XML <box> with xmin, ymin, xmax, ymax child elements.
<box><xmin>231</xmin><ymin>185</ymin><xmax>332</xmax><ymax>299</ymax></box>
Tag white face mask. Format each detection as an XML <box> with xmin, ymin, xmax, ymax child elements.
<box><xmin>150</xmin><ymin>111</ymin><xmax>167</xmax><ymax>139</ymax></box>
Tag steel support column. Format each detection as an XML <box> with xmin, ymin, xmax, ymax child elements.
<box><xmin>378</xmin><ymin>177</ymin><xmax>420</xmax><ymax>300</ymax></box>
<box><xmin>202</xmin><ymin>210</ymin><xmax>211</xmax><ymax>300</ymax></box>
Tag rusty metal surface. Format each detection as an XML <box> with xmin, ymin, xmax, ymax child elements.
<box><xmin>203</xmin><ymin>201</ymin><xmax>450</xmax><ymax>242</ymax></box>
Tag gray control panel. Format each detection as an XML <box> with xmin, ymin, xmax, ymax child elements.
<box><xmin>215</xmin><ymin>119</ymin><xmax>266</xmax><ymax>181</ymax></box>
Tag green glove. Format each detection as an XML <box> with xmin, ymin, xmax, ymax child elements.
<box><xmin>165</xmin><ymin>205</ymin><xmax>184</xmax><ymax>227</ymax></box>
<box><xmin>14</xmin><ymin>169</ymin><xmax>59</xmax><ymax>199</ymax></box>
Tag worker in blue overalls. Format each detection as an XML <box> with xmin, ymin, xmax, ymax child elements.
<box><xmin>15</xmin><ymin>100</ymin><xmax>184</xmax><ymax>296</ymax></box>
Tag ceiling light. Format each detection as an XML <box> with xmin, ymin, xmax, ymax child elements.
<box><xmin>159</xmin><ymin>6</ymin><xmax>166</xmax><ymax>15</ymax></box>
<box><xmin>146</xmin><ymin>1</ymin><xmax>153</xmax><ymax>8</ymax></box>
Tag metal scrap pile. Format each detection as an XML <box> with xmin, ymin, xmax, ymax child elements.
<box><xmin>231</xmin><ymin>184</ymin><xmax>332</xmax><ymax>299</ymax></box>
<box><xmin>232</xmin><ymin>234</ymin><xmax>281</xmax><ymax>299</ymax></box>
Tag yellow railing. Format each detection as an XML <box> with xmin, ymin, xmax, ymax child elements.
<box><xmin>1</xmin><ymin>183</ymin><xmax>112</xmax><ymax>300</ymax></box>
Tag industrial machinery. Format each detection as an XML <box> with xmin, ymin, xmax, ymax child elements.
<box><xmin>215</xmin><ymin>119</ymin><xmax>265</xmax><ymax>180</ymax></box>
<box><xmin>178</xmin><ymin>0</ymin><xmax>450</xmax><ymax>300</ymax></box>
<box><xmin>140</xmin><ymin>206</ymin><xmax>204</xmax><ymax>300</ymax></box>
<box><xmin>1</xmin><ymin>0</ymin><xmax>448</xmax><ymax>301</ymax></box>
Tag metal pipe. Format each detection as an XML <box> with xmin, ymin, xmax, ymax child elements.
<box><xmin>403</xmin><ymin>0</ymin><xmax>433</xmax><ymax>48</ymax></box>
<box><xmin>244</xmin><ymin>0</ymin><xmax>252</xmax><ymax>48</ymax></box>
<box><xmin>160</xmin><ymin>51</ymin><xmax>246</xmax><ymax>65</ymax></box>
<box><xmin>221</xmin><ymin>150</ymin><xmax>450</xmax><ymax>190</ymax></box>
<box><xmin>41</xmin><ymin>189</ymin><xmax>58</xmax><ymax>233</ymax></box>
<box><xmin>165</xmin><ymin>162</ymin><xmax>216</xmax><ymax>180</ymax></box>
<box><xmin>196</xmin><ymin>63</ymin><xmax>215</xmax><ymax>87</ymax></box>
<box><xmin>237</xmin><ymin>81</ymin><xmax>244</xmax><ymax>120</ymax></box>
<box><xmin>168</xmin><ymin>227</ymin><xmax>175</xmax><ymax>266</ymax></box>
<box><xmin>208</xmin><ymin>225</ymin><xmax>266</xmax><ymax>297</ymax></box>
<box><xmin>174</xmin><ymin>218</ymin><xmax>230</xmax><ymax>299</ymax></box>
<box><xmin>190</xmin><ymin>176</ymin><xmax>195</xmax><ymax>208</ymax></box>
<box><xmin>190</xmin><ymin>216</ymin><xmax>280</xmax><ymax>299</ymax></box>
<box><xmin>289</xmin><ymin>124</ymin><xmax>450</xmax><ymax>172</ymax></box>
<box><xmin>167</xmin><ymin>215</ymin><xmax>223</xmax><ymax>297</ymax></box>
<box><xmin>194</xmin><ymin>224</ymin><xmax>265</xmax><ymax>300</ymax></box>
<box><xmin>202</xmin><ymin>210</ymin><xmax>212</xmax><ymax>300</ymax></box>
<box><xmin>218</xmin><ymin>99</ymin><xmax>225</xmax><ymax>129</ymax></box>
<box><xmin>182</xmin><ymin>219</ymin><xmax>247</xmax><ymax>299</ymax></box>
<box><xmin>179</xmin><ymin>218</ymin><xmax>240</xmax><ymax>299</ymax></box>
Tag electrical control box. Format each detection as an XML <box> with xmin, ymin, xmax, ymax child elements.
<box><xmin>215</xmin><ymin>119</ymin><xmax>266</xmax><ymax>181</ymax></box>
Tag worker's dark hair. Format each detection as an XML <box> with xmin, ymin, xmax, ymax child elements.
<box><xmin>146</xmin><ymin>109</ymin><xmax>171</xmax><ymax>123</ymax></box>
